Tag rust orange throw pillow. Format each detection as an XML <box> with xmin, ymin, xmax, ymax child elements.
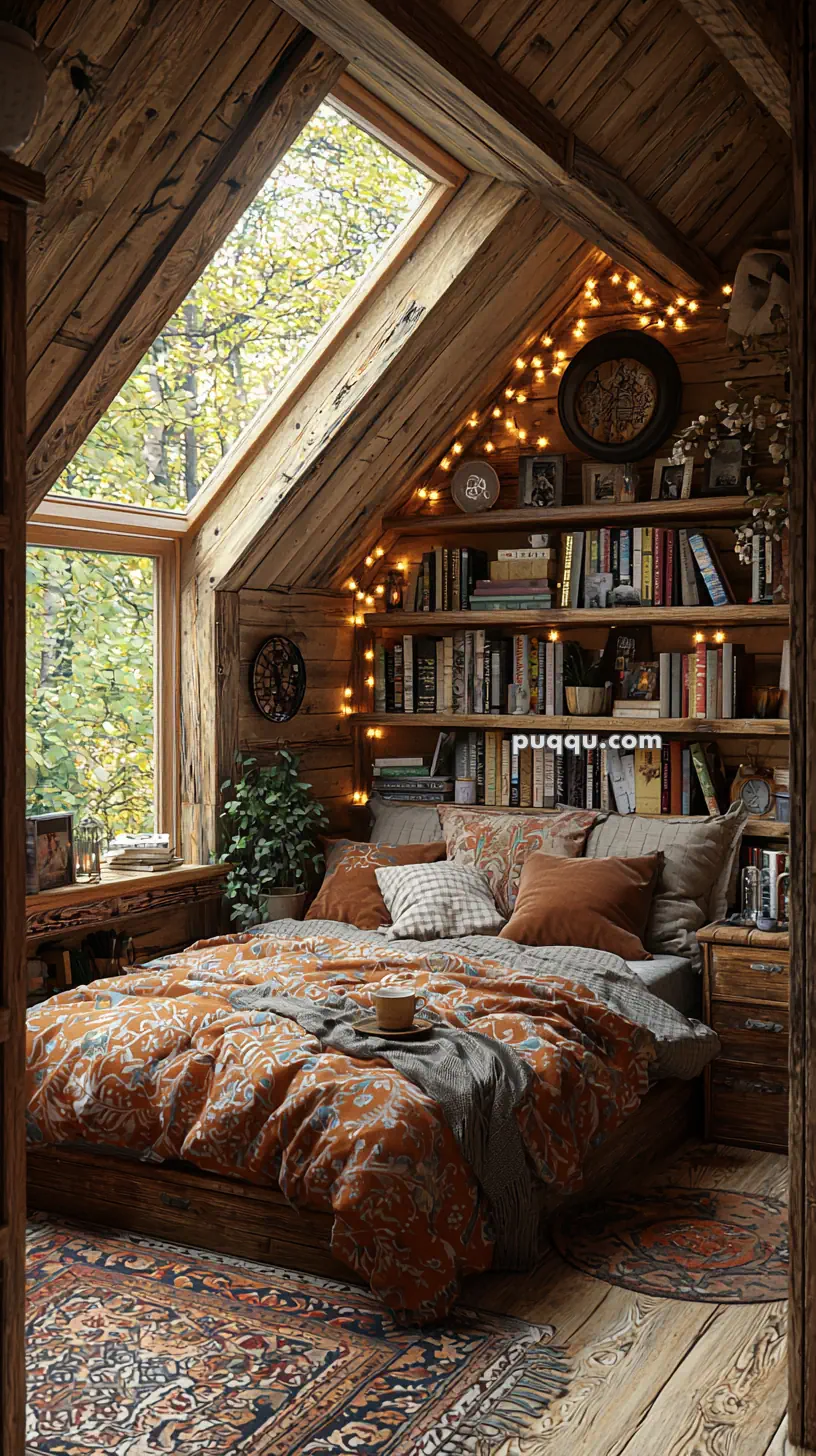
<box><xmin>500</xmin><ymin>851</ymin><xmax>663</xmax><ymax>959</ymax></box>
<box><xmin>306</xmin><ymin>840</ymin><xmax>446</xmax><ymax>930</ymax></box>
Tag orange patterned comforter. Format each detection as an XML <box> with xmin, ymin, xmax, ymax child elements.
<box><xmin>26</xmin><ymin>930</ymin><xmax>655</xmax><ymax>1320</ymax></box>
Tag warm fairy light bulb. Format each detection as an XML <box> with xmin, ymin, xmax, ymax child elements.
<box><xmin>515</xmin><ymin>357</ymin><xmax>526</xmax><ymax>370</ymax></box>
<box><xmin>484</xmin><ymin>441</ymin><xmax>495</xmax><ymax>453</ymax></box>
<box><xmin>493</xmin><ymin>406</ymin><xmax>503</xmax><ymax>418</ymax></box>
<box><xmin>611</xmin><ymin>272</ymin><xmax>622</xmax><ymax>285</ymax></box>
<box><xmin>555</xmin><ymin>349</ymin><xmax>567</xmax><ymax>361</ymax></box>
<box><xmin>355</xmin><ymin>614</ymin><xmax>365</xmax><ymax>626</ymax></box>
<box><xmin>585</xmin><ymin>278</ymin><xmax>597</xmax><ymax>291</ymax></box>
<box><xmin>642</xmin><ymin>296</ymin><xmax>653</xmax><ymax>308</ymax></box>
<box><xmin>722</xmin><ymin>283</ymin><xmax>733</xmax><ymax>295</ymax></box>
<box><xmin>639</xmin><ymin>315</ymin><xmax>650</xmax><ymax>326</ymax></box>
<box><xmin>714</xmin><ymin>630</ymin><xmax>726</xmax><ymax>644</ymax></box>
<box><xmin>572</xmin><ymin>326</ymin><xmax>583</xmax><ymax>339</ymax></box>
<box><xmin>344</xmin><ymin>686</ymin><xmax>353</xmax><ymax>698</ymax></box>
<box><xmin>375</xmin><ymin>584</ymin><xmax>385</xmax><ymax>597</ymax></box>
<box><xmin>366</xmin><ymin>727</ymin><xmax>377</xmax><ymax>739</ymax></box>
<box><xmin>536</xmin><ymin>435</ymin><xmax>549</xmax><ymax>448</ymax></box>
<box><xmin>656</xmin><ymin>318</ymin><xmax>666</xmax><ymax>329</ymax></box>
<box><xmin>548</xmin><ymin>629</ymin><xmax>559</xmax><ymax>642</ymax></box>
<box><xmin>342</xmin><ymin>704</ymin><xmax>352</xmax><ymax>716</ymax></box>
<box><xmin>352</xmin><ymin>790</ymin><xmax>362</xmax><ymax>803</ymax></box>
<box><xmin>516</xmin><ymin>392</ymin><xmax>527</xmax><ymax>404</ymax></box>
<box><xmin>688</xmin><ymin>300</ymin><xmax>699</xmax><ymax>312</ymax></box>
<box><xmin>429</xmin><ymin>489</ymin><xmax>440</xmax><ymax>501</ymax></box>
<box><xmin>364</xmin><ymin>594</ymin><xmax>374</xmax><ymax>606</ymax></box>
<box><xmin>535</xmin><ymin>368</ymin><xmax>545</xmax><ymax>381</ymax></box>
<box><xmin>374</xmin><ymin>546</ymin><xmax>385</xmax><ymax>558</ymax></box>
<box><xmin>356</xmin><ymin>590</ymin><xmax>365</xmax><ymax>601</ymax></box>
<box><xmin>518</xmin><ymin>428</ymin><xmax>528</xmax><ymax>442</ymax></box>
<box><xmin>541</xmin><ymin>334</ymin><xmax>553</xmax><ymax>348</ymax></box>
<box><xmin>359</xmin><ymin>792</ymin><xmax>368</xmax><ymax>806</ymax></box>
<box><xmin>417</xmin><ymin>486</ymin><xmax>428</xmax><ymax>500</ymax></box>
<box><xmin>440</xmin><ymin>457</ymin><xmax>451</xmax><ymax>470</ymax></box>
<box><xmin>674</xmin><ymin>317</ymin><xmax>686</xmax><ymax>331</ymax></box>
<box><xmin>364</xmin><ymin>555</ymin><xmax>374</xmax><ymax>567</ymax></box>
<box><xmin>505</xmin><ymin>387</ymin><xmax>515</xmax><ymax>399</ymax></box>
<box><xmin>632</xmin><ymin>290</ymin><xmax>643</xmax><ymax>305</ymax></box>
<box><xmin>376</xmin><ymin>728</ymin><xmax>384</xmax><ymax>739</ymax></box>
<box><xmin>627</xmin><ymin>278</ymin><xmax>638</xmax><ymax>292</ymax></box>
<box><xmin>693</xmin><ymin>631</ymin><xmax>705</xmax><ymax>645</ymax></box>
<box><xmin>364</xmin><ymin>648</ymin><xmax>375</xmax><ymax>661</ymax></box>
<box><xmin>348</xmin><ymin>615</ymin><xmax>356</xmax><ymax>626</ymax></box>
<box><xmin>366</xmin><ymin>674</ymin><xmax>375</xmax><ymax>688</ymax></box>
<box><xmin>396</xmin><ymin>560</ymin><xmax>407</xmax><ymax>573</ymax></box>
<box><xmin>347</xmin><ymin>578</ymin><xmax>358</xmax><ymax>592</ymax></box>
<box><xmin>505</xmin><ymin>416</ymin><xmax>516</xmax><ymax>430</ymax></box>
<box><xmin>589</xmin><ymin>295</ymin><xmax>601</xmax><ymax>307</ymax></box>
<box><xmin>531</xmin><ymin>355</ymin><xmax>542</xmax><ymax>368</ymax></box>
<box><xmin>666</xmin><ymin>305</ymin><xmax>676</xmax><ymax>317</ymax></box>
<box><xmin>676</xmin><ymin>296</ymin><xmax>687</xmax><ymax>308</ymax></box>
<box><xmin>467</xmin><ymin>414</ymin><xmax>479</xmax><ymax>427</ymax></box>
<box><xmin>551</xmin><ymin>363</ymin><xmax>563</xmax><ymax>376</ymax></box>
<box><xmin>452</xmin><ymin>441</ymin><xmax>463</xmax><ymax>455</ymax></box>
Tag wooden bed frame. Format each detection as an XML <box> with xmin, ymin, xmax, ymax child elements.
<box><xmin>26</xmin><ymin>1078</ymin><xmax>699</xmax><ymax>1283</ymax></box>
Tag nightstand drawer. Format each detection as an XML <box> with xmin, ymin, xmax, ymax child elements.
<box><xmin>710</xmin><ymin>1000</ymin><xmax>789</xmax><ymax>1066</ymax></box>
<box><xmin>709</xmin><ymin>946</ymin><xmax>789</xmax><ymax>1005</ymax></box>
<box><xmin>709</xmin><ymin>1064</ymin><xmax>788</xmax><ymax>1151</ymax></box>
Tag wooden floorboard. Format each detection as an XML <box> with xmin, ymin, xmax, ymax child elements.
<box><xmin>467</xmin><ymin>1140</ymin><xmax>789</xmax><ymax>1456</ymax></box>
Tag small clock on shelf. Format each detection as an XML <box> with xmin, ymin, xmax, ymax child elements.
<box><xmin>730</xmin><ymin>762</ymin><xmax>780</xmax><ymax>818</ymax></box>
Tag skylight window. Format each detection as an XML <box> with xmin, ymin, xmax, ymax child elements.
<box><xmin>49</xmin><ymin>102</ymin><xmax>431</xmax><ymax>511</ymax></box>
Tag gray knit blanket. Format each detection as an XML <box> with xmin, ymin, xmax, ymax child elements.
<box><xmin>230</xmin><ymin>987</ymin><xmax>540</xmax><ymax>1268</ymax></box>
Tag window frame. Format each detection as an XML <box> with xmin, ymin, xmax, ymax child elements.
<box><xmin>26</xmin><ymin>512</ymin><xmax>181</xmax><ymax>850</ymax></box>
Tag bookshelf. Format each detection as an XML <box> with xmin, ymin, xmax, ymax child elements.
<box><xmin>365</xmin><ymin>606</ymin><xmax>788</xmax><ymax>630</ymax></box>
<box><xmin>355</xmin><ymin>712</ymin><xmax>788</xmax><ymax>737</ymax></box>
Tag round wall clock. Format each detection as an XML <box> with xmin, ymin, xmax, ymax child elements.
<box><xmin>450</xmin><ymin>458</ymin><xmax>501</xmax><ymax>513</ymax></box>
<box><xmin>250</xmin><ymin>635</ymin><xmax>306</xmax><ymax>722</ymax></box>
<box><xmin>558</xmin><ymin>330</ymin><xmax>682</xmax><ymax>463</ymax></box>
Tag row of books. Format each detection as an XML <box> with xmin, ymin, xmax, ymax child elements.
<box><xmin>372</xmin><ymin>633</ymin><xmax>757</xmax><ymax>719</ymax></box>
<box><xmin>559</xmin><ymin>528</ymin><xmax>734</xmax><ymax>608</ymax></box>
<box><xmin>372</xmin><ymin>734</ymin><xmax>729</xmax><ymax>814</ymax></box>
<box><xmin>404</xmin><ymin>547</ymin><xmax>557</xmax><ymax>613</ymax></box>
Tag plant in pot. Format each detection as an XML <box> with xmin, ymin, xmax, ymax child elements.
<box><xmin>563</xmin><ymin>641</ymin><xmax>610</xmax><ymax>715</ymax></box>
<box><xmin>219</xmin><ymin>749</ymin><xmax>328</xmax><ymax>929</ymax></box>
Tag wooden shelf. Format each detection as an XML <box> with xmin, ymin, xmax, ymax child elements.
<box><xmin>354</xmin><ymin>712</ymin><xmax>789</xmax><ymax>736</ymax></box>
<box><xmin>384</xmin><ymin>496</ymin><xmax>761</xmax><ymax>537</ymax></box>
<box><xmin>365</xmin><ymin>797</ymin><xmax>788</xmax><ymax>838</ymax></box>
<box><xmin>366</xmin><ymin>606</ymin><xmax>789</xmax><ymax>630</ymax></box>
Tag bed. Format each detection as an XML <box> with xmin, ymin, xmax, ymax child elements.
<box><xmin>26</xmin><ymin>917</ymin><xmax>718</xmax><ymax>1322</ymax></box>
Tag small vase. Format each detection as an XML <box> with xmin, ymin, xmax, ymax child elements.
<box><xmin>0</xmin><ymin>24</ymin><xmax>47</xmax><ymax>155</ymax></box>
<box><xmin>565</xmin><ymin>685</ymin><xmax>607</xmax><ymax>715</ymax></box>
<box><xmin>261</xmin><ymin>887</ymin><xmax>307</xmax><ymax>922</ymax></box>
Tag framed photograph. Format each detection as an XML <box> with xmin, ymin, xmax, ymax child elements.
<box><xmin>583</xmin><ymin>571</ymin><xmax>615</xmax><ymax>609</ymax></box>
<box><xmin>582</xmin><ymin>461</ymin><xmax>625</xmax><ymax>504</ymax></box>
<box><xmin>518</xmin><ymin>454</ymin><xmax>565</xmax><ymax>509</ymax></box>
<box><xmin>25</xmin><ymin>811</ymin><xmax>75</xmax><ymax>894</ymax></box>
<box><xmin>651</xmin><ymin>456</ymin><xmax>693</xmax><ymax>500</ymax></box>
<box><xmin>706</xmin><ymin>437</ymin><xmax>744</xmax><ymax>495</ymax></box>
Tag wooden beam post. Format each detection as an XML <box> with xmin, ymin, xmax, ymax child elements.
<box><xmin>25</xmin><ymin>28</ymin><xmax>346</xmax><ymax>515</ymax></box>
<box><xmin>274</xmin><ymin>0</ymin><xmax>719</xmax><ymax>296</ymax></box>
<box><xmin>674</xmin><ymin>0</ymin><xmax>790</xmax><ymax>133</ymax></box>
<box><xmin>788</xmin><ymin>0</ymin><xmax>815</xmax><ymax>1446</ymax></box>
<box><xmin>180</xmin><ymin>582</ymin><xmax>239</xmax><ymax>865</ymax></box>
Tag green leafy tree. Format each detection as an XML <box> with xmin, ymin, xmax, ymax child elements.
<box><xmin>52</xmin><ymin>103</ymin><xmax>429</xmax><ymax>510</ymax></box>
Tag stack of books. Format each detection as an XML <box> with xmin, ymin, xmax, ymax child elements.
<box><xmin>373</xmin><ymin>633</ymin><xmax>566</xmax><ymax>715</ymax></box>
<box><xmin>372</xmin><ymin>746</ymin><xmax>454</xmax><ymax>803</ymax></box>
<box><xmin>107</xmin><ymin>835</ymin><xmax>183</xmax><ymax>873</ymax></box>
<box><xmin>559</xmin><ymin>527</ymin><xmax>736</xmax><ymax>608</ymax></box>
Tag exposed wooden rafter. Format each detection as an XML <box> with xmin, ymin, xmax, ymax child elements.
<box><xmin>24</xmin><ymin>26</ymin><xmax>346</xmax><ymax>515</ymax></box>
<box><xmin>273</xmin><ymin>0</ymin><xmax>720</xmax><ymax>296</ymax></box>
<box><xmin>674</xmin><ymin>0</ymin><xmax>790</xmax><ymax>134</ymax></box>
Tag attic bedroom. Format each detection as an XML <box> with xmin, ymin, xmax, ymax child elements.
<box><xmin>2</xmin><ymin>0</ymin><xmax>813</xmax><ymax>1453</ymax></box>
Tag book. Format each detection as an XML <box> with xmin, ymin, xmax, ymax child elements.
<box><xmin>373</xmin><ymin>765</ymin><xmax>430</xmax><ymax>778</ymax></box>
<box><xmin>634</xmin><ymin>746</ymin><xmax>662</xmax><ymax>814</ymax></box>
<box><xmin>374</xmin><ymin>757</ymin><xmax>424</xmax><ymax>767</ymax></box>
<box><xmin>659</xmin><ymin>651</ymin><xmax>671</xmax><ymax>717</ymax></box>
<box><xmin>403</xmin><ymin>635</ymin><xmax>414</xmax><ymax>713</ymax></box>
<box><xmin>688</xmin><ymin>533</ymin><xmax>734</xmax><ymax>606</ymax></box>
<box><xmin>689</xmin><ymin>741</ymin><xmax>721</xmax><ymax>814</ymax></box>
<box><xmin>497</xmin><ymin>546</ymin><xmax>553</xmax><ymax>560</ymax></box>
<box><xmin>678</xmin><ymin>530</ymin><xmax>700</xmax><ymax>606</ymax></box>
<box><xmin>414</xmin><ymin>638</ymin><xmax>436</xmax><ymax>713</ymax></box>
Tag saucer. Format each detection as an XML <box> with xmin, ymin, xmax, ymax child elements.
<box><xmin>354</xmin><ymin>1016</ymin><xmax>434</xmax><ymax>1038</ymax></box>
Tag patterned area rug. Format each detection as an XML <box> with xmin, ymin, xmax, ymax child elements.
<box><xmin>26</xmin><ymin>1219</ymin><xmax>569</xmax><ymax>1455</ymax></box>
<box><xmin>550</xmin><ymin>1187</ymin><xmax>788</xmax><ymax>1302</ymax></box>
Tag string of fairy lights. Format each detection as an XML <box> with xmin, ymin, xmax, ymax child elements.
<box><xmin>338</xmin><ymin>266</ymin><xmax>735</xmax><ymax>798</ymax></box>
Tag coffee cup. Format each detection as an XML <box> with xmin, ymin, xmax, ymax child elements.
<box><xmin>373</xmin><ymin>984</ymin><xmax>425</xmax><ymax>1032</ymax></box>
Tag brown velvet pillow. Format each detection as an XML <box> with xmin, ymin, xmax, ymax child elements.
<box><xmin>306</xmin><ymin>840</ymin><xmax>446</xmax><ymax>930</ymax></box>
<box><xmin>500</xmin><ymin>850</ymin><xmax>663</xmax><ymax>960</ymax></box>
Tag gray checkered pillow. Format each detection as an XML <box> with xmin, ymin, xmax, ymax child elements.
<box><xmin>375</xmin><ymin>862</ymin><xmax>505</xmax><ymax>940</ymax></box>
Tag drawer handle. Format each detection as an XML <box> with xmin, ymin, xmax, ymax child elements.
<box><xmin>748</xmin><ymin>962</ymin><xmax>785</xmax><ymax>974</ymax></box>
<box><xmin>160</xmin><ymin>1193</ymin><xmax>191</xmax><ymax>1211</ymax></box>
<box><xmin>717</xmin><ymin>1075</ymin><xmax>786</xmax><ymax>1095</ymax></box>
<box><xmin>744</xmin><ymin>1018</ymin><xmax>784</xmax><ymax>1034</ymax></box>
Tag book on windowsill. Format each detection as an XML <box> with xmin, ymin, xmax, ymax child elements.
<box><xmin>109</xmin><ymin>858</ymin><xmax>185</xmax><ymax>873</ymax></box>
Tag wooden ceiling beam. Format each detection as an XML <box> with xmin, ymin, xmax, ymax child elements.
<box><xmin>25</xmin><ymin>27</ymin><xmax>346</xmax><ymax>515</ymax></box>
<box><xmin>673</xmin><ymin>0</ymin><xmax>790</xmax><ymax>134</ymax></box>
<box><xmin>274</xmin><ymin>0</ymin><xmax>719</xmax><ymax>296</ymax></box>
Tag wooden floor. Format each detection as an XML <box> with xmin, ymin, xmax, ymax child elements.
<box><xmin>464</xmin><ymin>1140</ymin><xmax>789</xmax><ymax>1456</ymax></box>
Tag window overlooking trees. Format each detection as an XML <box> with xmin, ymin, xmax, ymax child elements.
<box><xmin>26</xmin><ymin>547</ymin><xmax>156</xmax><ymax>838</ymax></box>
<box><xmin>49</xmin><ymin>101</ymin><xmax>431</xmax><ymax>512</ymax></box>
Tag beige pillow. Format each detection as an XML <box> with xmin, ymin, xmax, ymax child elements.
<box><xmin>585</xmin><ymin>802</ymin><xmax>748</xmax><ymax>970</ymax></box>
<box><xmin>439</xmin><ymin>806</ymin><xmax>602</xmax><ymax>918</ymax></box>
<box><xmin>369</xmin><ymin>796</ymin><xmax>442</xmax><ymax>845</ymax></box>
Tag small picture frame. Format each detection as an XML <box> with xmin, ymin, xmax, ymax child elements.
<box><xmin>651</xmin><ymin>456</ymin><xmax>693</xmax><ymax>500</ymax></box>
<box><xmin>25</xmin><ymin>812</ymin><xmax>75</xmax><ymax>894</ymax></box>
<box><xmin>583</xmin><ymin>571</ymin><xmax>615</xmax><ymax>609</ymax></box>
<box><xmin>581</xmin><ymin>461</ymin><xmax>625</xmax><ymax>504</ymax></box>
<box><xmin>706</xmin><ymin>437</ymin><xmax>744</xmax><ymax>496</ymax></box>
<box><xmin>519</xmin><ymin>454</ymin><xmax>565</xmax><ymax>509</ymax></box>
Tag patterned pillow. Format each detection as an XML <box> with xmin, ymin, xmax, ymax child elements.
<box><xmin>438</xmin><ymin>806</ymin><xmax>602</xmax><ymax>917</ymax></box>
<box><xmin>375</xmin><ymin>862</ymin><xmax>505</xmax><ymax>940</ymax></box>
<box><xmin>306</xmin><ymin>840</ymin><xmax>446</xmax><ymax>930</ymax></box>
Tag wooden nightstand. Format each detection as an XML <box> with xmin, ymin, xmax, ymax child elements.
<box><xmin>699</xmin><ymin>922</ymin><xmax>789</xmax><ymax>1152</ymax></box>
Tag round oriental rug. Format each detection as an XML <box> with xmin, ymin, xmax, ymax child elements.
<box><xmin>550</xmin><ymin>1187</ymin><xmax>788</xmax><ymax>1303</ymax></box>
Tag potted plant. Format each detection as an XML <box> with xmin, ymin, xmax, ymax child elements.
<box><xmin>563</xmin><ymin>641</ymin><xmax>609</xmax><ymax>715</ymax></box>
<box><xmin>219</xmin><ymin>749</ymin><xmax>328</xmax><ymax>929</ymax></box>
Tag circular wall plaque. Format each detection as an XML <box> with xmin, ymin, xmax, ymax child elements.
<box><xmin>250</xmin><ymin>635</ymin><xmax>306</xmax><ymax>722</ymax></box>
<box><xmin>558</xmin><ymin>330</ymin><xmax>682</xmax><ymax>462</ymax></box>
<box><xmin>450</xmin><ymin>458</ymin><xmax>501</xmax><ymax>513</ymax></box>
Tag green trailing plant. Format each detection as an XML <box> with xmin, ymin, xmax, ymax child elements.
<box><xmin>219</xmin><ymin>750</ymin><xmax>328</xmax><ymax>929</ymax></box>
<box><xmin>563</xmin><ymin>641</ymin><xmax>607</xmax><ymax>689</ymax></box>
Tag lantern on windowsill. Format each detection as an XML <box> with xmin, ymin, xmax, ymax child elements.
<box><xmin>75</xmin><ymin>813</ymin><xmax>104</xmax><ymax>882</ymax></box>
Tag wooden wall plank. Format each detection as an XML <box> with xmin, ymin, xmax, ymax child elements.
<box><xmin>673</xmin><ymin>0</ymin><xmax>790</xmax><ymax>132</ymax></box>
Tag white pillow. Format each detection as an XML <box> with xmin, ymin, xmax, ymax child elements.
<box><xmin>375</xmin><ymin>862</ymin><xmax>505</xmax><ymax>940</ymax></box>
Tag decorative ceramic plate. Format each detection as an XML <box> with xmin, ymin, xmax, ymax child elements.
<box><xmin>354</xmin><ymin>1016</ymin><xmax>435</xmax><ymax>1038</ymax></box>
<box><xmin>451</xmin><ymin>458</ymin><xmax>501</xmax><ymax>513</ymax></box>
<box><xmin>558</xmin><ymin>330</ymin><xmax>682</xmax><ymax>462</ymax></box>
<box><xmin>250</xmin><ymin>635</ymin><xmax>307</xmax><ymax>722</ymax></box>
